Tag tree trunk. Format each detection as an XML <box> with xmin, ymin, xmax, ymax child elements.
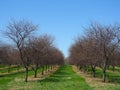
<box><xmin>79</xmin><ymin>66</ymin><xmax>82</xmax><ymax>71</ymax></box>
<box><xmin>48</xmin><ymin>65</ymin><xmax>50</xmax><ymax>72</ymax></box>
<box><xmin>8</xmin><ymin>64</ymin><xmax>11</xmax><ymax>73</ymax></box>
<box><xmin>86</xmin><ymin>66</ymin><xmax>89</xmax><ymax>73</ymax></box>
<box><xmin>17</xmin><ymin>65</ymin><xmax>20</xmax><ymax>72</ymax></box>
<box><xmin>102</xmin><ymin>57</ymin><xmax>108</xmax><ymax>82</ymax></box>
<box><xmin>102</xmin><ymin>60</ymin><xmax>107</xmax><ymax>82</ymax></box>
<box><xmin>34</xmin><ymin>65</ymin><xmax>38</xmax><ymax>78</ymax></box>
<box><xmin>34</xmin><ymin>69</ymin><xmax>37</xmax><ymax>78</ymax></box>
<box><xmin>19</xmin><ymin>48</ymin><xmax>28</xmax><ymax>82</ymax></box>
<box><xmin>91</xmin><ymin>65</ymin><xmax>96</xmax><ymax>77</ymax></box>
<box><xmin>25</xmin><ymin>67</ymin><xmax>28</xmax><ymax>82</ymax></box>
<box><xmin>42</xmin><ymin>66</ymin><xmax>44</xmax><ymax>75</ymax></box>
<box><xmin>103</xmin><ymin>69</ymin><xmax>106</xmax><ymax>82</ymax></box>
<box><xmin>93</xmin><ymin>70</ymin><xmax>96</xmax><ymax>77</ymax></box>
<box><xmin>112</xmin><ymin>66</ymin><xmax>115</xmax><ymax>72</ymax></box>
<box><xmin>46</xmin><ymin>65</ymin><xmax>48</xmax><ymax>73</ymax></box>
<box><xmin>107</xmin><ymin>65</ymin><xmax>110</xmax><ymax>70</ymax></box>
<box><xmin>51</xmin><ymin>65</ymin><xmax>53</xmax><ymax>70</ymax></box>
<box><xmin>83</xmin><ymin>66</ymin><xmax>87</xmax><ymax>73</ymax></box>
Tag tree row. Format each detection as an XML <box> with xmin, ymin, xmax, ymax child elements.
<box><xmin>0</xmin><ymin>20</ymin><xmax>64</xmax><ymax>82</ymax></box>
<box><xmin>69</xmin><ymin>23</ymin><xmax>120</xmax><ymax>82</ymax></box>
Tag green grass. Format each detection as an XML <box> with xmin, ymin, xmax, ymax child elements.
<box><xmin>0</xmin><ymin>65</ymin><xmax>92</xmax><ymax>90</ymax></box>
<box><xmin>84</xmin><ymin>66</ymin><xmax>120</xmax><ymax>83</ymax></box>
<box><xmin>0</xmin><ymin>66</ymin><xmax>23</xmax><ymax>74</ymax></box>
<box><xmin>77</xmin><ymin>66</ymin><xmax>120</xmax><ymax>90</ymax></box>
<box><xmin>93</xmin><ymin>67</ymin><xmax>120</xmax><ymax>83</ymax></box>
<box><xmin>1</xmin><ymin>65</ymin><xmax>120</xmax><ymax>90</ymax></box>
<box><xmin>38</xmin><ymin>65</ymin><xmax>92</xmax><ymax>90</ymax></box>
<box><xmin>107</xmin><ymin>66</ymin><xmax>120</xmax><ymax>72</ymax></box>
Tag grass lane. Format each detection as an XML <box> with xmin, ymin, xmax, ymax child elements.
<box><xmin>0</xmin><ymin>65</ymin><xmax>92</xmax><ymax>90</ymax></box>
<box><xmin>35</xmin><ymin>65</ymin><xmax>92</xmax><ymax>90</ymax></box>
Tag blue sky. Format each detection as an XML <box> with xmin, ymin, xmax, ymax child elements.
<box><xmin>0</xmin><ymin>0</ymin><xmax>120</xmax><ymax>57</ymax></box>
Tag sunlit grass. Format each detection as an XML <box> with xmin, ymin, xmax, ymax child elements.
<box><xmin>2</xmin><ymin>65</ymin><xmax>120</xmax><ymax>90</ymax></box>
<box><xmin>0</xmin><ymin>65</ymin><xmax>92</xmax><ymax>90</ymax></box>
<box><xmin>77</xmin><ymin>66</ymin><xmax>120</xmax><ymax>90</ymax></box>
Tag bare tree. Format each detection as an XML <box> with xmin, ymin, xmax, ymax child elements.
<box><xmin>5</xmin><ymin>20</ymin><xmax>37</xmax><ymax>82</ymax></box>
<box><xmin>69</xmin><ymin>22</ymin><xmax>120</xmax><ymax>82</ymax></box>
<box><xmin>88</xmin><ymin>24</ymin><xmax>120</xmax><ymax>82</ymax></box>
<box><xmin>27</xmin><ymin>35</ymin><xmax>54</xmax><ymax>77</ymax></box>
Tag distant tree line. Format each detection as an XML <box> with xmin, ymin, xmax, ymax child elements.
<box><xmin>0</xmin><ymin>20</ymin><xmax>64</xmax><ymax>82</ymax></box>
<box><xmin>69</xmin><ymin>22</ymin><xmax>120</xmax><ymax>82</ymax></box>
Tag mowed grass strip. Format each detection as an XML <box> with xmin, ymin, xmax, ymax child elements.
<box><xmin>36</xmin><ymin>65</ymin><xmax>92</xmax><ymax>90</ymax></box>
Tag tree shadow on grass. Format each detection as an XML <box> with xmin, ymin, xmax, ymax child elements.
<box><xmin>0</xmin><ymin>70</ymin><xmax>25</xmax><ymax>77</ymax></box>
<box><xmin>107</xmin><ymin>75</ymin><xmax>120</xmax><ymax>83</ymax></box>
<box><xmin>40</xmin><ymin>77</ymin><xmax>60</xmax><ymax>82</ymax></box>
<box><xmin>40</xmin><ymin>73</ymin><xmax>65</xmax><ymax>82</ymax></box>
<box><xmin>39</xmin><ymin>69</ymin><xmax>72</xmax><ymax>82</ymax></box>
